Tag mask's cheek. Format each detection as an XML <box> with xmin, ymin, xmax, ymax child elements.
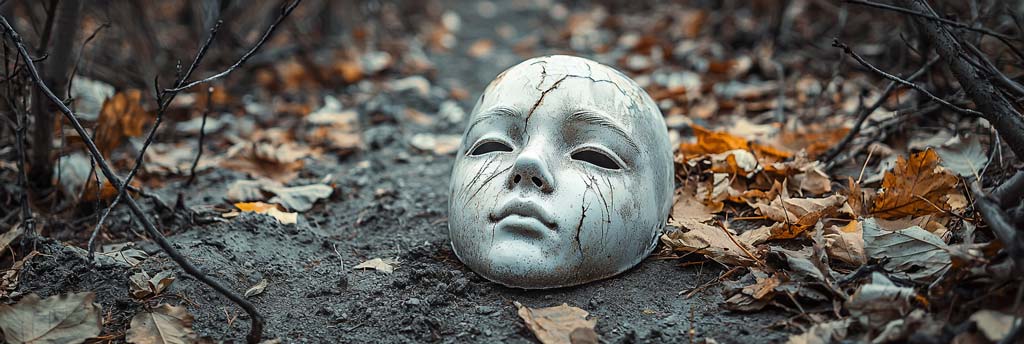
<box><xmin>567</xmin><ymin>170</ymin><xmax>652</xmax><ymax>265</ymax></box>
<box><xmin>448</xmin><ymin>156</ymin><xmax>513</xmax><ymax>258</ymax></box>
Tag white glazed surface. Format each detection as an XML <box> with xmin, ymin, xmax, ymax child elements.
<box><xmin>448</xmin><ymin>55</ymin><xmax>674</xmax><ymax>289</ymax></box>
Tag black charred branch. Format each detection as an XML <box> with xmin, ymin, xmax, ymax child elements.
<box><xmin>898</xmin><ymin>0</ymin><xmax>1024</xmax><ymax>161</ymax></box>
<box><xmin>28</xmin><ymin>0</ymin><xmax>81</xmax><ymax>191</ymax></box>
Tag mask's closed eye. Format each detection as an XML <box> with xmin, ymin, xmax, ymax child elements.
<box><xmin>469</xmin><ymin>141</ymin><xmax>513</xmax><ymax>156</ymax></box>
<box><xmin>572</xmin><ymin>149</ymin><xmax>622</xmax><ymax>170</ymax></box>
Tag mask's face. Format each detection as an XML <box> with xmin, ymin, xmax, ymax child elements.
<box><xmin>448</xmin><ymin>55</ymin><xmax>674</xmax><ymax>289</ymax></box>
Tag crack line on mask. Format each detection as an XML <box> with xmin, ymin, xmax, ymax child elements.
<box><xmin>574</xmin><ymin>202</ymin><xmax>589</xmax><ymax>260</ymax></box>
<box><xmin>467</xmin><ymin>164</ymin><xmax>514</xmax><ymax>203</ymax></box>
<box><xmin>525</xmin><ymin>75</ymin><xmax>569</xmax><ymax>125</ymax></box>
<box><xmin>534</xmin><ymin>63</ymin><xmax>548</xmax><ymax>92</ymax></box>
<box><xmin>461</xmin><ymin>155</ymin><xmax>498</xmax><ymax>202</ymax></box>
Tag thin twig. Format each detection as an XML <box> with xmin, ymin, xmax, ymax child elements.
<box><xmin>833</xmin><ymin>39</ymin><xmax>984</xmax><ymax>117</ymax></box>
<box><xmin>821</xmin><ymin>55</ymin><xmax>941</xmax><ymax>163</ymax></box>
<box><xmin>66</xmin><ymin>22</ymin><xmax>109</xmax><ymax>99</ymax></box>
<box><xmin>167</xmin><ymin>0</ymin><xmax>302</xmax><ymax>92</ymax></box>
<box><xmin>844</xmin><ymin>0</ymin><xmax>1020</xmax><ymax>41</ymax></box>
<box><xmin>901</xmin><ymin>0</ymin><xmax>1024</xmax><ymax>163</ymax></box>
<box><xmin>185</xmin><ymin>86</ymin><xmax>214</xmax><ymax>188</ymax></box>
<box><xmin>0</xmin><ymin>15</ymin><xmax>266</xmax><ymax>344</ymax></box>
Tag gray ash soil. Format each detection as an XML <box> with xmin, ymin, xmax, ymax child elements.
<box><xmin>19</xmin><ymin>149</ymin><xmax>788</xmax><ymax>343</ymax></box>
<box><xmin>16</xmin><ymin>1</ymin><xmax>792</xmax><ymax>343</ymax></box>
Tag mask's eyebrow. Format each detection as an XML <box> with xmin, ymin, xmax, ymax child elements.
<box><xmin>465</xmin><ymin>105</ymin><xmax>522</xmax><ymax>133</ymax></box>
<box><xmin>567</xmin><ymin>110</ymin><xmax>640</xmax><ymax>151</ymax></box>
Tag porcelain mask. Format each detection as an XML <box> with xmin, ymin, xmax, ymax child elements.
<box><xmin>448</xmin><ymin>55</ymin><xmax>674</xmax><ymax>289</ymax></box>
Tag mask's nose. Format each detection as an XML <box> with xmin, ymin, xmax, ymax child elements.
<box><xmin>508</xmin><ymin>149</ymin><xmax>555</xmax><ymax>194</ymax></box>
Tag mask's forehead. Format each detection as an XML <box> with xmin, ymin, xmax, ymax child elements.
<box><xmin>473</xmin><ymin>55</ymin><xmax>659</xmax><ymax>135</ymax></box>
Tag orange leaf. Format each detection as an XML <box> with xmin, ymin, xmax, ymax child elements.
<box><xmin>95</xmin><ymin>90</ymin><xmax>151</xmax><ymax>157</ymax></box>
<box><xmin>679</xmin><ymin>125</ymin><xmax>791</xmax><ymax>161</ymax></box>
<box><xmin>871</xmin><ymin>149</ymin><xmax>959</xmax><ymax>219</ymax></box>
<box><xmin>234</xmin><ymin>202</ymin><xmax>279</xmax><ymax>213</ymax></box>
<box><xmin>232</xmin><ymin>202</ymin><xmax>297</xmax><ymax>225</ymax></box>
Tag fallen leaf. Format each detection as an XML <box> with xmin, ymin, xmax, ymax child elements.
<box><xmin>845</xmin><ymin>272</ymin><xmax>917</xmax><ymax>328</ymax></box>
<box><xmin>723</xmin><ymin>268</ymin><xmax>779</xmax><ymax>312</ymax></box>
<box><xmin>936</xmin><ymin>135</ymin><xmax>986</xmax><ymax>178</ymax></box>
<box><xmin>0</xmin><ymin>222</ymin><xmax>24</xmax><ymax>256</ymax></box>
<box><xmin>220</xmin><ymin>142</ymin><xmax>315</xmax><ymax>183</ymax></box>
<box><xmin>245</xmin><ymin>279</ymin><xmax>269</xmax><ymax>298</ymax></box>
<box><xmin>785</xmin><ymin>318</ymin><xmax>851</xmax><ymax>344</ymax></box>
<box><xmin>353</xmin><ymin>258</ymin><xmax>398</xmax><ymax>273</ymax></box>
<box><xmin>824</xmin><ymin>220</ymin><xmax>866</xmax><ymax>266</ymax></box>
<box><xmin>668</xmin><ymin>187</ymin><xmax>717</xmax><ymax>227</ymax></box>
<box><xmin>232</xmin><ymin>202</ymin><xmax>298</xmax><ymax>225</ymax></box>
<box><xmin>0</xmin><ymin>251</ymin><xmax>39</xmax><ymax>298</ymax></box>
<box><xmin>863</xmin><ymin>218</ymin><xmax>951</xmax><ymax>283</ymax></box>
<box><xmin>266</xmin><ymin>184</ymin><xmax>333</xmax><ymax>212</ymax></box>
<box><xmin>96</xmin><ymin>249</ymin><xmax>148</xmax><ymax>268</ymax></box>
<box><xmin>409</xmin><ymin>133</ymin><xmax>462</xmax><ymax>155</ymax></box>
<box><xmin>144</xmin><ymin>142</ymin><xmax>221</xmax><ymax>176</ymax></box>
<box><xmin>871</xmin><ymin>149</ymin><xmax>959</xmax><ymax>219</ymax></box>
<box><xmin>94</xmin><ymin>90</ymin><xmax>151</xmax><ymax>157</ymax></box>
<box><xmin>749</xmin><ymin>194</ymin><xmax>846</xmax><ymax>241</ymax></box>
<box><xmin>0</xmin><ymin>292</ymin><xmax>102</xmax><ymax>344</ymax></box>
<box><xmin>515</xmin><ymin>302</ymin><xmax>598</xmax><ymax>344</ymax></box>
<box><xmin>225</xmin><ymin>179</ymin><xmax>281</xmax><ymax>202</ymax></box>
<box><xmin>679</xmin><ymin>125</ymin><xmax>791</xmax><ymax>161</ymax></box>
<box><xmin>467</xmin><ymin>39</ymin><xmax>494</xmax><ymax>58</ymax></box>
<box><xmin>661</xmin><ymin>222</ymin><xmax>757</xmax><ymax>266</ymax></box>
<box><xmin>776</xmin><ymin>126</ymin><xmax>849</xmax><ymax>159</ymax></box>
<box><xmin>129</xmin><ymin>270</ymin><xmax>175</xmax><ymax>299</ymax></box>
<box><xmin>125</xmin><ymin>304</ymin><xmax>195</xmax><ymax>344</ymax></box>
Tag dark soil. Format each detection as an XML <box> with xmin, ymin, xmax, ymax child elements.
<box><xmin>15</xmin><ymin>1</ymin><xmax>791</xmax><ymax>343</ymax></box>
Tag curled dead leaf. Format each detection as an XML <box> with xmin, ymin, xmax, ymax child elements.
<box><xmin>515</xmin><ymin>302</ymin><xmax>598</xmax><ymax>344</ymax></box>
<box><xmin>245</xmin><ymin>279</ymin><xmax>269</xmax><ymax>298</ymax></box>
<box><xmin>353</xmin><ymin>258</ymin><xmax>398</xmax><ymax>274</ymax></box>
<box><xmin>824</xmin><ymin>220</ymin><xmax>866</xmax><ymax>266</ymax></box>
<box><xmin>661</xmin><ymin>222</ymin><xmax>758</xmax><ymax>266</ymax></box>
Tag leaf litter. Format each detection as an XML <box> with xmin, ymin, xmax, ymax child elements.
<box><xmin>3</xmin><ymin>1</ymin><xmax>1021</xmax><ymax>343</ymax></box>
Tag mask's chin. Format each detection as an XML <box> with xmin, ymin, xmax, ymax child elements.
<box><xmin>457</xmin><ymin>237</ymin><xmax>582</xmax><ymax>289</ymax></box>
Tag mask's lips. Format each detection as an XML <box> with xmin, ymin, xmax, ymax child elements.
<box><xmin>489</xmin><ymin>198</ymin><xmax>558</xmax><ymax>230</ymax></box>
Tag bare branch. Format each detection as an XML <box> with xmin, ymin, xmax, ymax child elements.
<box><xmin>167</xmin><ymin>0</ymin><xmax>301</xmax><ymax>92</ymax></box>
<box><xmin>185</xmin><ymin>86</ymin><xmax>214</xmax><ymax>188</ymax></box>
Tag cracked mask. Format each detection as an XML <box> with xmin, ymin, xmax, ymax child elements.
<box><xmin>448</xmin><ymin>55</ymin><xmax>674</xmax><ymax>289</ymax></box>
